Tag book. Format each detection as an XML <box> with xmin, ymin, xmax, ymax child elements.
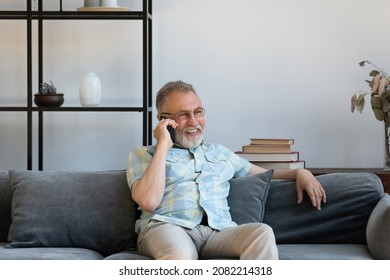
<box><xmin>242</xmin><ymin>144</ymin><xmax>292</xmax><ymax>153</ymax></box>
<box><xmin>249</xmin><ymin>138</ymin><xmax>294</xmax><ymax>145</ymax></box>
<box><xmin>251</xmin><ymin>160</ymin><xmax>306</xmax><ymax>169</ymax></box>
<box><xmin>236</xmin><ymin>151</ymin><xmax>299</xmax><ymax>162</ymax></box>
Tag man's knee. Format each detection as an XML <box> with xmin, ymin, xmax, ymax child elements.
<box><xmin>248</xmin><ymin>223</ymin><xmax>278</xmax><ymax>259</ymax></box>
<box><xmin>156</xmin><ymin>246</ymin><xmax>198</xmax><ymax>260</ymax></box>
<box><xmin>252</xmin><ymin>223</ymin><xmax>277</xmax><ymax>243</ymax></box>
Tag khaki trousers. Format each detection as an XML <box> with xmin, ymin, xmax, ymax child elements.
<box><xmin>137</xmin><ymin>220</ymin><xmax>279</xmax><ymax>260</ymax></box>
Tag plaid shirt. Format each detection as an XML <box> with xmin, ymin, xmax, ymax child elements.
<box><xmin>127</xmin><ymin>142</ymin><xmax>252</xmax><ymax>234</ymax></box>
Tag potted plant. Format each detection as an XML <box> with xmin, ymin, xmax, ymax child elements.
<box><xmin>34</xmin><ymin>81</ymin><xmax>64</xmax><ymax>107</ymax></box>
<box><xmin>351</xmin><ymin>60</ymin><xmax>390</xmax><ymax>169</ymax></box>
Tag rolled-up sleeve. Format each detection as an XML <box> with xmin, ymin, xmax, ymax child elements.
<box><xmin>126</xmin><ymin>146</ymin><xmax>154</xmax><ymax>190</ymax></box>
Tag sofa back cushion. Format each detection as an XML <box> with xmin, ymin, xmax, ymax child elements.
<box><xmin>263</xmin><ymin>172</ymin><xmax>384</xmax><ymax>244</ymax></box>
<box><xmin>0</xmin><ymin>170</ymin><xmax>12</xmax><ymax>242</ymax></box>
<box><xmin>7</xmin><ymin>170</ymin><xmax>137</xmax><ymax>256</ymax></box>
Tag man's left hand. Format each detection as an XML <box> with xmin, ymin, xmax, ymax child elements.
<box><xmin>295</xmin><ymin>169</ymin><xmax>326</xmax><ymax>210</ymax></box>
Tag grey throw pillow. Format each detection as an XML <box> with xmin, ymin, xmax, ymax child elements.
<box><xmin>6</xmin><ymin>170</ymin><xmax>138</xmax><ymax>256</ymax></box>
<box><xmin>366</xmin><ymin>193</ymin><xmax>390</xmax><ymax>259</ymax></box>
<box><xmin>228</xmin><ymin>169</ymin><xmax>274</xmax><ymax>224</ymax></box>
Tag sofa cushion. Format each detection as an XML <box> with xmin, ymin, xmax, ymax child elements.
<box><xmin>228</xmin><ymin>169</ymin><xmax>274</xmax><ymax>224</ymax></box>
<box><xmin>104</xmin><ymin>251</ymin><xmax>153</xmax><ymax>260</ymax></box>
<box><xmin>277</xmin><ymin>244</ymin><xmax>373</xmax><ymax>260</ymax></box>
<box><xmin>0</xmin><ymin>242</ymin><xmax>103</xmax><ymax>260</ymax></box>
<box><xmin>263</xmin><ymin>172</ymin><xmax>383</xmax><ymax>244</ymax></box>
<box><xmin>366</xmin><ymin>193</ymin><xmax>390</xmax><ymax>259</ymax></box>
<box><xmin>0</xmin><ymin>171</ymin><xmax>12</xmax><ymax>242</ymax></box>
<box><xmin>7</xmin><ymin>170</ymin><xmax>137</xmax><ymax>256</ymax></box>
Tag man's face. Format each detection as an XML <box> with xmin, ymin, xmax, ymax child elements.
<box><xmin>159</xmin><ymin>91</ymin><xmax>205</xmax><ymax>149</ymax></box>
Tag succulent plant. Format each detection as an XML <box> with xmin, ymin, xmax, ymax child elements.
<box><xmin>38</xmin><ymin>81</ymin><xmax>58</xmax><ymax>95</ymax></box>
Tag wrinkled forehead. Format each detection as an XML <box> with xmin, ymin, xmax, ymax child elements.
<box><xmin>160</xmin><ymin>91</ymin><xmax>203</xmax><ymax>113</ymax></box>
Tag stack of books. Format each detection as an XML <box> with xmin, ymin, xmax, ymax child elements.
<box><xmin>236</xmin><ymin>138</ymin><xmax>306</xmax><ymax>169</ymax></box>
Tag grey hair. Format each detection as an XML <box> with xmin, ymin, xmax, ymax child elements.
<box><xmin>156</xmin><ymin>80</ymin><xmax>197</xmax><ymax>112</ymax></box>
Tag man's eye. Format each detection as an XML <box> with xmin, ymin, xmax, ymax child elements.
<box><xmin>177</xmin><ymin>113</ymin><xmax>189</xmax><ymax>119</ymax></box>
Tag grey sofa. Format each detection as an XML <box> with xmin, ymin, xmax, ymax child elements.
<box><xmin>0</xmin><ymin>169</ymin><xmax>389</xmax><ymax>260</ymax></box>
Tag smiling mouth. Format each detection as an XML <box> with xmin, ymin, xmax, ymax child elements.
<box><xmin>186</xmin><ymin>128</ymin><xmax>199</xmax><ymax>134</ymax></box>
<box><xmin>185</xmin><ymin>126</ymin><xmax>202</xmax><ymax>135</ymax></box>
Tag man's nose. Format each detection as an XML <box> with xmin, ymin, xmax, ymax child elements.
<box><xmin>186</xmin><ymin>113</ymin><xmax>198</xmax><ymax>124</ymax></box>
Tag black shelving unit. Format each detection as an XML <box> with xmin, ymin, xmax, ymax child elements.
<box><xmin>0</xmin><ymin>0</ymin><xmax>153</xmax><ymax>170</ymax></box>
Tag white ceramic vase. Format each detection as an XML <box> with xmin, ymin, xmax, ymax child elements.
<box><xmin>84</xmin><ymin>0</ymin><xmax>100</xmax><ymax>7</ymax></box>
<box><xmin>79</xmin><ymin>73</ymin><xmax>102</xmax><ymax>106</ymax></box>
<box><xmin>100</xmin><ymin>0</ymin><xmax>118</xmax><ymax>7</ymax></box>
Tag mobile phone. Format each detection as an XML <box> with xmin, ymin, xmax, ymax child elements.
<box><xmin>159</xmin><ymin>116</ymin><xmax>176</xmax><ymax>143</ymax></box>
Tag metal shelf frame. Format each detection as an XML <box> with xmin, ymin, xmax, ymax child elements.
<box><xmin>0</xmin><ymin>0</ymin><xmax>153</xmax><ymax>170</ymax></box>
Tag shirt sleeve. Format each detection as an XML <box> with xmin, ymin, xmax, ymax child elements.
<box><xmin>126</xmin><ymin>146</ymin><xmax>154</xmax><ymax>190</ymax></box>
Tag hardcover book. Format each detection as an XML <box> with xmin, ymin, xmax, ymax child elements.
<box><xmin>249</xmin><ymin>138</ymin><xmax>294</xmax><ymax>145</ymax></box>
<box><xmin>236</xmin><ymin>151</ymin><xmax>299</xmax><ymax>162</ymax></box>
<box><xmin>251</xmin><ymin>160</ymin><xmax>306</xmax><ymax>170</ymax></box>
<box><xmin>242</xmin><ymin>144</ymin><xmax>292</xmax><ymax>153</ymax></box>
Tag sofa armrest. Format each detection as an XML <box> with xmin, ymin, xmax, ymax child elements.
<box><xmin>366</xmin><ymin>193</ymin><xmax>390</xmax><ymax>259</ymax></box>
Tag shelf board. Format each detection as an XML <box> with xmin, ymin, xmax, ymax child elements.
<box><xmin>0</xmin><ymin>11</ymin><xmax>28</xmax><ymax>20</ymax></box>
<box><xmin>0</xmin><ymin>106</ymin><xmax>28</xmax><ymax>111</ymax></box>
<box><xmin>0</xmin><ymin>11</ymin><xmax>147</xmax><ymax>20</ymax></box>
<box><xmin>308</xmin><ymin>168</ymin><xmax>390</xmax><ymax>174</ymax></box>
<box><xmin>0</xmin><ymin>106</ymin><xmax>147</xmax><ymax>112</ymax></box>
<box><xmin>32</xmin><ymin>106</ymin><xmax>145</xmax><ymax>112</ymax></box>
<box><xmin>36</xmin><ymin>11</ymin><xmax>145</xmax><ymax>20</ymax></box>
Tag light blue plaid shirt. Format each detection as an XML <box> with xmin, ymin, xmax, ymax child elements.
<box><xmin>127</xmin><ymin>142</ymin><xmax>252</xmax><ymax>234</ymax></box>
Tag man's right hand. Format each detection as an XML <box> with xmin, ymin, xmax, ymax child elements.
<box><xmin>154</xmin><ymin>118</ymin><xmax>178</xmax><ymax>149</ymax></box>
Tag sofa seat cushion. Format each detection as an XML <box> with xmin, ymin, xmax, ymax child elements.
<box><xmin>7</xmin><ymin>170</ymin><xmax>138</xmax><ymax>256</ymax></box>
<box><xmin>278</xmin><ymin>244</ymin><xmax>373</xmax><ymax>260</ymax></box>
<box><xmin>104</xmin><ymin>251</ymin><xmax>153</xmax><ymax>260</ymax></box>
<box><xmin>0</xmin><ymin>242</ymin><xmax>103</xmax><ymax>260</ymax></box>
<box><xmin>264</xmin><ymin>172</ymin><xmax>383</xmax><ymax>244</ymax></box>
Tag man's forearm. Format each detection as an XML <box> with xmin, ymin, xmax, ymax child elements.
<box><xmin>248</xmin><ymin>163</ymin><xmax>298</xmax><ymax>180</ymax></box>
<box><xmin>131</xmin><ymin>144</ymin><xmax>168</xmax><ymax>212</ymax></box>
<box><xmin>272</xmin><ymin>168</ymin><xmax>298</xmax><ymax>180</ymax></box>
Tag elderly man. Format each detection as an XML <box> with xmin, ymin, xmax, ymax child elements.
<box><xmin>127</xmin><ymin>80</ymin><xmax>326</xmax><ymax>260</ymax></box>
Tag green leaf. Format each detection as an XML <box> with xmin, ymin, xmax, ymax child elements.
<box><xmin>356</xmin><ymin>98</ymin><xmax>365</xmax><ymax>113</ymax></box>
<box><xmin>353</xmin><ymin>93</ymin><xmax>368</xmax><ymax>113</ymax></box>
<box><xmin>371</xmin><ymin>96</ymin><xmax>385</xmax><ymax>121</ymax></box>
<box><xmin>373</xmin><ymin>109</ymin><xmax>385</xmax><ymax>121</ymax></box>
<box><xmin>384</xmin><ymin>101</ymin><xmax>390</xmax><ymax>113</ymax></box>
<box><xmin>369</xmin><ymin>70</ymin><xmax>380</xmax><ymax>77</ymax></box>
<box><xmin>359</xmin><ymin>61</ymin><xmax>367</xmax><ymax>67</ymax></box>
<box><xmin>371</xmin><ymin>95</ymin><xmax>382</xmax><ymax>109</ymax></box>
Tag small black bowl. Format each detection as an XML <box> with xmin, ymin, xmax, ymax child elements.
<box><xmin>34</xmin><ymin>93</ymin><xmax>64</xmax><ymax>107</ymax></box>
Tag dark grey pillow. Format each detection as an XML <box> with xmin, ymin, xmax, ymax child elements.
<box><xmin>264</xmin><ymin>172</ymin><xmax>383</xmax><ymax>244</ymax></box>
<box><xmin>366</xmin><ymin>193</ymin><xmax>390</xmax><ymax>259</ymax></box>
<box><xmin>228</xmin><ymin>169</ymin><xmax>274</xmax><ymax>224</ymax></box>
<box><xmin>6</xmin><ymin>170</ymin><xmax>138</xmax><ymax>256</ymax></box>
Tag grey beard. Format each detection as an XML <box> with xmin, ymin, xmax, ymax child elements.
<box><xmin>176</xmin><ymin>125</ymin><xmax>204</xmax><ymax>149</ymax></box>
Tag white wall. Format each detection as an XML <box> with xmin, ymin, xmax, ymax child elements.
<box><xmin>1</xmin><ymin>0</ymin><xmax>389</xmax><ymax>170</ymax></box>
